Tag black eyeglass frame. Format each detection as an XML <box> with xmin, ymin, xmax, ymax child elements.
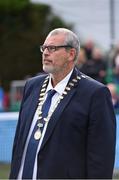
<box><xmin>40</xmin><ymin>45</ymin><xmax>73</xmax><ymax>53</ymax></box>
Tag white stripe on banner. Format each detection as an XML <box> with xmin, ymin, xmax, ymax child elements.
<box><xmin>0</xmin><ymin>112</ymin><xmax>19</xmax><ymax>121</ymax></box>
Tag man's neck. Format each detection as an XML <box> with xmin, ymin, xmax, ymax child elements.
<box><xmin>50</xmin><ymin>67</ymin><xmax>74</xmax><ymax>87</ymax></box>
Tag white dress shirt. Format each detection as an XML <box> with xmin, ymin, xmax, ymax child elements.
<box><xmin>17</xmin><ymin>69</ymin><xmax>73</xmax><ymax>179</ymax></box>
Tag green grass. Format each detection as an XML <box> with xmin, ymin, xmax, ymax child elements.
<box><xmin>113</xmin><ymin>169</ymin><xmax>119</xmax><ymax>179</ymax></box>
<box><xmin>0</xmin><ymin>163</ymin><xmax>10</xmax><ymax>179</ymax></box>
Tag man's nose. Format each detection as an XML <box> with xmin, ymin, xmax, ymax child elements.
<box><xmin>43</xmin><ymin>48</ymin><xmax>50</xmax><ymax>57</ymax></box>
<box><xmin>43</xmin><ymin>47</ymin><xmax>50</xmax><ymax>54</ymax></box>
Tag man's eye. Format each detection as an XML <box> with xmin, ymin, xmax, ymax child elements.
<box><xmin>50</xmin><ymin>46</ymin><xmax>55</xmax><ymax>49</ymax></box>
<box><xmin>49</xmin><ymin>46</ymin><xmax>55</xmax><ymax>51</ymax></box>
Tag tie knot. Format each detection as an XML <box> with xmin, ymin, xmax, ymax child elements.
<box><xmin>41</xmin><ymin>89</ymin><xmax>56</xmax><ymax>118</ymax></box>
<box><xmin>47</xmin><ymin>89</ymin><xmax>56</xmax><ymax>99</ymax></box>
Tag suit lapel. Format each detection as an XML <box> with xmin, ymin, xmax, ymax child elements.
<box><xmin>40</xmin><ymin>68</ymin><xmax>80</xmax><ymax>151</ymax></box>
<box><xmin>22</xmin><ymin>77</ymin><xmax>47</xmax><ymax>148</ymax></box>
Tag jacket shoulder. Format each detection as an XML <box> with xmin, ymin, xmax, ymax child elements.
<box><xmin>23</xmin><ymin>73</ymin><xmax>48</xmax><ymax>97</ymax></box>
<box><xmin>77</xmin><ymin>70</ymin><xmax>109</xmax><ymax>96</ymax></box>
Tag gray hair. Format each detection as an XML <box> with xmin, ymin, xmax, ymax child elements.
<box><xmin>47</xmin><ymin>28</ymin><xmax>80</xmax><ymax>62</ymax></box>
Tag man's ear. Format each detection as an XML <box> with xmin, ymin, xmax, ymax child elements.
<box><xmin>68</xmin><ymin>48</ymin><xmax>76</xmax><ymax>62</ymax></box>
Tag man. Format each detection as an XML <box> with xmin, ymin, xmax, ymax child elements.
<box><xmin>9</xmin><ymin>28</ymin><xmax>116</xmax><ymax>179</ymax></box>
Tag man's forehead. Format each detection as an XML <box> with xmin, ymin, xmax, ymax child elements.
<box><xmin>44</xmin><ymin>34</ymin><xmax>65</xmax><ymax>44</ymax></box>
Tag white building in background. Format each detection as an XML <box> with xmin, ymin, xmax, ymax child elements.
<box><xmin>31</xmin><ymin>0</ymin><xmax>119</xmax><ymax>50</ymax></box>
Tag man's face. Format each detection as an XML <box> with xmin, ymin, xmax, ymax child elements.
<box><xmin>42</xmin><ymin>34</ymin><xmax>73</xmax><ymax>75</ymax></box>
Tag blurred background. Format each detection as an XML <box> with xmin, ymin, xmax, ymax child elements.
<box><xmin>0</xmin><ymin>0</ymin><xmax>119</xmax><ymax>178</ymax></box>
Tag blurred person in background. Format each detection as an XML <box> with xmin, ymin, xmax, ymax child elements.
<box><xmin>79</xmin><ymin>47</ymin><xmax>107</xmax><ymax>84</ymax></box>
<box><xmin>3</xmin><ymin>91</ymin><xmax>10</xmax><ymax>111</ymax></box>
<box><xmin>10</xmin><ymin>28</ymin><xmax>116</xmax><ymax>179</ymax></box>
<box><xmin>76</xmin><ymin>48</ymin><xmax>87</xmax><ymax>69</ymax></box>
<box><xmin>0</xmin><ymin>80</ymin><xmax>4</xmax><ymax>111</ymax></box>
<box><xmin>107</xmin><ymin>83</ymin><xmax>119</xmax><ymax>113</ymax></box>
<box><xmin>91</xmin><ymin>47</ymin><xmax>107</xmax><ymax>83</ymax></box>
<box><xmin>112</xmin><ymin>46</ymin><xmax>119</xmax><ymax>84</ymax></box>
<box><xmin>83</xmin><ymin>38</ymin><xmax>94</xmax><ymax>60</ymax></box>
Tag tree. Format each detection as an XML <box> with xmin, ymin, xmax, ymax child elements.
<box><xmin>0</xmin><ymin>0</ymin><xmax>72</xmax><ymax>90</ymax></box>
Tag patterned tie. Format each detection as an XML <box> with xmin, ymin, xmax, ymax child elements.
<box><xmin>22</xmin><ymin>89</ymin><xmax>56</xmax><ymax>179</ymax></box>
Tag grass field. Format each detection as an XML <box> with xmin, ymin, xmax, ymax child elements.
<box><xmin>0</xmin><ymin>163</ymin><xmax>119</xmax><ymax>179</ymax></box>
<box><xmin>0</xmin><ymin>163</ymin><xmax>10</xmax><ymax>179</ymax></box>
<box><xmin>114</xmin><ymin>169</ymin><xmax>119</xmax><ymax>179</ymax></box>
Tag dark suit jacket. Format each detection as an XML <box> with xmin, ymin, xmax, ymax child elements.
<box><xmin>9</xmin><ymin>68</ymin><xmax>116</xmax><ymax>179</ymax></box>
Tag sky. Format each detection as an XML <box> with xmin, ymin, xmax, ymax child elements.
<box><xmin>31</xmin><ymin>0</ymin><xmax>119</xmax><ymax>50</ymax></box>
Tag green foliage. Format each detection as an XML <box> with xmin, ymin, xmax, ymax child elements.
<box><xmin>0</xmin><ymin>1</ymin><xmax>71</xmax><ymax>90</ymax></box>
<box><xmin>49</xmin><ymin>16</ymin><xmax>72</xmax><ymax>30</ymax></box>
<box><xmin>0</xmin><ymin>0</ymin><xmax>29</xmax><ymax>12</ymax></box>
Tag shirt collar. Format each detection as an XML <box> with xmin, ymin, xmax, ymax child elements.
<box><xmin>46</xmin><ymin>69</ymin><xmax>74</xmax><ymax>95</ymax></box>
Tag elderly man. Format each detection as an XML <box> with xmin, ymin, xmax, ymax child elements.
<box><xmin>10</xmin><ymin>28</ymin><xmax>116</xmax><ymax>179</ymax></box>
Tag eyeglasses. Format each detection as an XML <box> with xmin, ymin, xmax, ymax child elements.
<box><xmin>40</xmin><ymin>45</ymin><xmax>73</xmax><ymax>53</ymax></box>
